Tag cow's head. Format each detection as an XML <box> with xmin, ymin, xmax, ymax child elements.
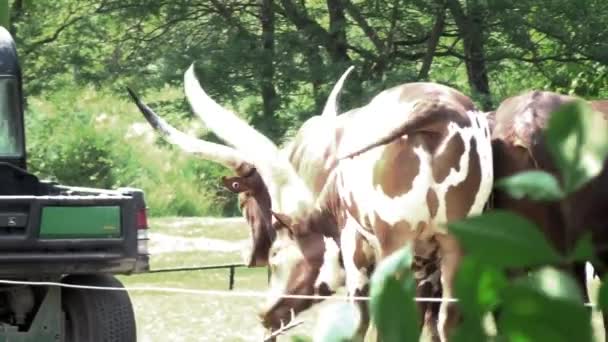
<box><xmin>129</xmin><ymin>64</ymin><xmax>354</xmax><ymax>332</ymax></box>
<box><xmin>258</xmin><ymin>206</ymin><xmax>344</xmax><ymax>329</ymax></box>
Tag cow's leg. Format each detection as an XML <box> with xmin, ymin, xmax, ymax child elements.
<box><xmin>412</xmin><ymin>238</ymin><xmax>442</xmax><ymax>342</ymax></box>
<box><xmin>341</xmin><ymin>218</ymin><xmax>375</xmax><ymax>341</ymax></box>
<box><xmin>435</xmin><ymin>233</ymin><xmax>464</xmax><ymax>342</ymax></box>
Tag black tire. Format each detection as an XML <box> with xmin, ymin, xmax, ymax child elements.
<box><xmin>62</xmin><ymin>274</ymin><xmax>136</xmax><ymax>342</ymax></box>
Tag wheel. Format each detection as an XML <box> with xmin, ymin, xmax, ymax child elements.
<box><xmin>62</xmin><ymin>274</ymin><xmax>136</xmax><ymax>342</ymax></box>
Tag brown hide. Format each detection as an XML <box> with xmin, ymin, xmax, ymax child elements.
<box><xmin>340</xmin><ymin>84</ymin><xmax>475</xmax><ymax>160</ymax></box>
<box><xmin>491</xmin><ymin>91</ymin><xmax>608</xmax><ymax>258</ymax></box>
<box><xmin>261</xmin><ymin>83</ymin><xmax>490</xmax><ymax>336</ymax></box>
<box><xmin>286</xmin><ymin>109</ymin><xmax>359</xmax><ymax>197</ymax></box>
<box><xmin>222</xmin><ymin>168</ymin><xmax>275</xmax><ymax>267</ymax></box>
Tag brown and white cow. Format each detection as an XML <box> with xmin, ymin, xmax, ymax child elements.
<box><xmin>490</xmin><ymin>90</ymin><xmax>608</xmax><ymax>336</ymax></box>
<box><xmin>128</xmin><ymin>65</ymin><xmax>374</xmax><ymax>334</ymax></box>
<box><xmin>266</xmin><ymin>82</ymin><xmax>494</xmax><ymax>341</ymax></box>
<box><xmin>129</xmin><ymin>66</ymin><xmax>494</xmax><ymax>341</ymax></box>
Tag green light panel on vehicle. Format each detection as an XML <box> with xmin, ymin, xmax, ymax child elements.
<box><xmin>39</xmin><ymin>206</ymin><xmax>121</xmax><ymax>238</ymax></box>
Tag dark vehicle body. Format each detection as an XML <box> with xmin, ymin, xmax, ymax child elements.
<box><xmin>0</xmin><ymin>26</ymin><xmax>149</xmax><ymax>341</ymax></box>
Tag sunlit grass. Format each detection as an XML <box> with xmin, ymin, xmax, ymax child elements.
<box><xmin>118</xmin><ymin>217</ymin><xmax>335</xmax><ymax>342</ymax></box>
<box><xmin>118</xmin><ymin>217</ymin><xmax>606</xmax><ymax>342</ymax></box>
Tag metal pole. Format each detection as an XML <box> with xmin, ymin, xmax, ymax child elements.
<box><xmin>229</xmin><ymin>266</ymin><xmax>235</xmax><ymax>290</ymax></box>
<box><xmin>267</xmin><ymin>266</ymin><xmax>271</xmax><ymax>285</ymax></box>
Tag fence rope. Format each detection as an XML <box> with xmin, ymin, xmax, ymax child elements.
<box><xmin>0</xmin><ymin>279</ymin><xmax>596</xmax><ymax>307</ymax></box>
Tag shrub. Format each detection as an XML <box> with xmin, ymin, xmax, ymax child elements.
<box><xmin>24</xmin><ymin>86</ymin><xmax>238</xmax><ymax>217</ymax></box>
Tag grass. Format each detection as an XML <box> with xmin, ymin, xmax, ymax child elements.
<box><xmin>117</xmin><ymin>217</ymin><xmax>329</xmax><ymax>342</ymax></box>
<box><xmin>118</xmin><ymin>217</ymin><xmax>607</xmax><ymax>342</ymax></box>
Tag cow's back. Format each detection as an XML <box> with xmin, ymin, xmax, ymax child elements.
<box><xmin>491</xmin><ymin>91</ymin><xmax>608</xmax><ymax>255</ymax></box>
<box><xmin>335</xmin><ymin>82</ymin><xmax>493</xmax><ymax>256</ymax></box>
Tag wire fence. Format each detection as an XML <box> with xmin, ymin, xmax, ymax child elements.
<box><xmin>0</xmin><ymin>277</ymin><xmax>595</xmax><ymax>307</ymax></box>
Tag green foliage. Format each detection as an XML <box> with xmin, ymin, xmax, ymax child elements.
<box><xmin>448</xmin><ymin>210</ymin><xmax>562</xmax><ymax>269</ymax></box>
<box><xmin>25</xmin><ymin>87</ymin><xmax>238</xmax><ymax>217</ymax></box>
<box><xmin>495</xmin><ymin>170</ymin><xmax>564</xmax><ymax>201</ymax></box>
<box><xmin>0</xmin><ymin>0</ymin><xmax>8</xmax><ymax>29</ymax></box>
<box><xmin>568</xmin><ymin>233</ymin><xmax>595</xmax><ymax>264</ymax></box>
<box><xmin>598</xmin><ymin>275</ymin><xmax>608</xmax><ymax>314</ymax></box>
<box><xmin>546</xmin><ymin>101</ymin><xmax>608</xmax><ymax>194</ymax></box>
<box><xmin>369</xmin><ymin>246</ymin><xmax>420</xmax><ymax>342</ymax></box>
<box><xmin>497</xmin><ymin>268</ymin><xmax>592</xmax><ymax>342</ymax></box>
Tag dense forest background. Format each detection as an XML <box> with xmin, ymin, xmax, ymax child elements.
<box><xmin>8</xmin><ymin>0</ymin><xmax>608</xmax><ymax>217</ymax></box>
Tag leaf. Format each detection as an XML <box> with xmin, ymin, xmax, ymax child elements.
<box><xmin>455</xmin><ymin>257</ymin><xmax>507</xmax><ymax>317</ymax></box>
<box><xmin>369</xmin><ymin>245</ymin><xmax>420</xmax><ymax>342</ymax></box>
<box><xmin>546</xmin><ymin>101</ymin><xmax>608</xmax><ymax>194</ymax></box>
<box><xmin>497</xmin><ymin>268</ymin><xmax>592</xmax><ymax>342</ymax></box>
<box><xmin>495</xmin><ymin>170</ymin><xmax>564</xmax><ymax>201</ymax></box>
<box><xmin>524</xmin><ymin>267</ymin><xmax>584</xmax><ymax>303</ymax></box>
<box><xmin>291</xmin><ymin>336</ymin><xmax>313</xmax><ymax>342</ymax></box>
<box><xmin>313</xmin><ymin>303</ymin><xmax>359</xmax><ymax>342</ymax></box>
<box><xmin>598</xmin><ymin>275</ymin><xmax>608</xmax><ymax>313</ymax></box>
<box><xmin>448</xmin><ymin>210</ymin><xmax>563</xmax><ymax>269</ymax></box>
<box><xmin>452</xmin><ymin>257</ymin><xmax>506</xmax><ymax>342</ymax></box>
<box><xmin>567</xmin><ymin>233</ymin><xmax>595</xmax><ymax>263</ymax></box>
<box><xmin>452</xmin><ymin>319</ymin><xmax>487</xmax><ymax>342</ymax></box>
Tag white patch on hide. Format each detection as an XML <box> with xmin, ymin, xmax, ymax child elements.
<box><xmin>340</xmin><ymin>214</ymin><xmax>372</xmax><ymax>296</ymax></box>
<box><xmin>264</xmin><ymin>230</ymin><xmax>304</xmax><ymax>310</ymax></box>
<box><xmin>337</xmin><ymin>141</ymin><xmax>433</xmax><ymax>232</ymax></box>
<box><xmin>335</xmin><ymin>97</ymin><xmax>494</xmax><ymax>242</ymax></box>
<box><xmin>314</xmin><ymin>236</ymin><xmax>345</xmax><ymax>292</ymax></box>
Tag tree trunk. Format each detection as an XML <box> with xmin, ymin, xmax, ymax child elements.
<box><xmin>8</xmin><ymin>0</ymin><xmax>22</xmax><ymax>37</ymax></box>
<box><xmin>445</xmin><ymin>0</ymin><xmax>492</xmax><ymax>110</ymax></box>
<box><xmin>257</xmin><ymin>0</ymin><xmax>280</xmax><ymax>139</ymax></box>
<box><xmin>306</xmin><ymin>46</ymin><xmax>326</xmax><ymax>115</ymax></box>
<box><xmin>326</xmin><ymin>0</ymin><xmax>349</xmax><ymax>64</ymax></box>
<box><xmin>418</xmin><ymin>4</ymin><xmax>446</xmax><ymax>80</ymax></box>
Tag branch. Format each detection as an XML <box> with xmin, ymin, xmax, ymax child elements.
<box><xmin>392</xmin><ymin>35</ymin><xmax>430</xmax><ymax>46</ymax></box>
<box><xmin>444</xmin><ymin>46</ymin><xmax>592</xmax><ymax>63</ymax></box>
<box><xmin>23</xmin><ymin>2</ymin><xmax>110</xmax><ymax>55</ymax></box>
<box><xmin>418</xmin><ymin>4</ymin><xmax>446</xmax><ymax>79</ymax></box>
<box><xmin>278</xmin><ymin>0</ymin><xmax>333</xmax><ymax>54</ymax></box>
<box><xmin>342</xmin><ymin>0</ymin><xmax>384</xmax><ymax>52</ymax></box>
<box><xmin>24</xmin><ymin>9</ymin><xmax>87</xmax><ymax>54</ymax></box>
<box><xmin>262</xmin><ymin>309</ymin><xmax>305</xmax><ymax>341</ymax></box>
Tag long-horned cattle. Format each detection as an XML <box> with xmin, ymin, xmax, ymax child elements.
<box><xmin>127</xmin><ymin>66</ymin><xmax>376</xmax><ymax>337</ymax></box>
<box><xmin>128</xmin><ymin>65</ymin><xmax>495</xmax><ymax>341</ymax></box>
<box><xmin>490</xmin><ymin>90</ymin><xmax>608</xmax><ymax>336</ymax></box>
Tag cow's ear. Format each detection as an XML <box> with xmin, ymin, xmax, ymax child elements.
<box><xmin>271</xmin><ymin>211</ymin><xmax>292</xmax><ymax>229</ymax></box>
<box><xmin>221</xmin><ymin>175</ymin><xmax>250</xmax><ymax>194</ymax></box>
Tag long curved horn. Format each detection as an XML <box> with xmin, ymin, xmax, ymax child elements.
<box><xmin>183</xmin><ymin>64</ymin><xmax>314</xmax><ymax>215</ymax></box>
<box><xmin>126</xmin><ymin>87</ymin><xmax>253</xmax><ymax>176</ymax></box>
<box><xmin>184</xmin><ymin>64</ymin><xmax>278</xmax><ymax>158</ymax></box>
<box><xmin>320</xmin><ymin>66</ymin><xmax>355</xmax><ymax>118</ymax></box>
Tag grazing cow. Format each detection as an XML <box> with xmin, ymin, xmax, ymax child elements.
<box><xmin>490</xmin><ymin>90</ymin><xmax>608</xmax><ymax>335</ymax></box>
<box><xmin>128</xmin><ymin>66</ymin><xmax>377</xmax><ymax>337</ymax></box>
<box><xmin>129</xmin><ymin>66</ymin><xmax>494</xmax><ymax>341</ymax></box>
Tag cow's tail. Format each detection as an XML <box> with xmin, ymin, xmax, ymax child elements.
<box><xmin>337</xmin><ymin>98</ymin><xmax>462</xmax><ymax>160</ymax></box>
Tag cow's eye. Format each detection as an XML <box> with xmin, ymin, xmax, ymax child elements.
<box><xmin>269</xmin><ymin>249</ymin><xmax>279</xmax><ymax>262</ymax></box>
